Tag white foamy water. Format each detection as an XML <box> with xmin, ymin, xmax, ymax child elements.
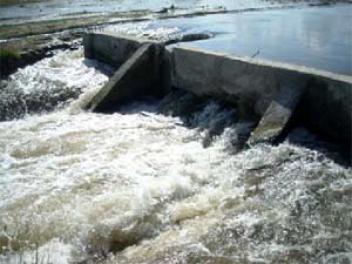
<box><xmin>102</xmin><ymin>22</ymin><xmax>184</xmax><ymax>42</ymax></box>
<box><xmin>0</xmin><ymin>50</ymin><xmax>351</xmax><ymax>264</ymax></box>
<box><xmin>0</xmin><ymin>49</ymin><xmax>113</xmax><ymax>121</ymax></box>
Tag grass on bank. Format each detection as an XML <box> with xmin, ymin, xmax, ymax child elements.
<box><xmin>0</xmin><ymin>48</ymin><xmax>21</xmax><ymax>61</ymax></box>
<box><xmin>0</xmin><ymin>0</ymin><xmax>44</xmax><ymax>7</ymax></box>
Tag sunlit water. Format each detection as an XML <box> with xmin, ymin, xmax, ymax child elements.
<box><xmin>0</xmin><ymin>50</ymin><xmax>351</xmax><ymax>264</ymax></box>
<box><xmin>0</xmin><ymin>0</ymin><xmax>285</xmax><ymax>25</ymax></box>
<box><xmin>102</xmin><ymin>4</ymin><xmax>352</xmax><ymax>75</ymax></box>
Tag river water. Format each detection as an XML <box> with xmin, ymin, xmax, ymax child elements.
<box><xmin>103</xmin><ymin>4</ymin><xmax>352</xmax><ymax>75</ymax></box>
<box><xmin>0</xmin><ymin>0</ymin><xmax>289</xmax><ymax>25</ymax></box>
<box><xmin>0</xmin><ymin>47</ymin><xmax>351</xmax><ymax>264</ymax></box>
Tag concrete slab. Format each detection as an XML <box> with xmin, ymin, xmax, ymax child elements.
<box><xmin>84</xmin><ymin>42</ymin><xmax>168</xmax><ymax>112</ymax></box>
<box><xmin>248</xmin><ymin>79</ymin><xmax>306</xmax><ymax>145</ymax></box>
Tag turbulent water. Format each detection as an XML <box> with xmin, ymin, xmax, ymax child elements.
<box><xmin>0</xmin><ymin>50</ymin><xmax>351</xmax><ymax>264</ymax></box>
<box><xmin>0</xmin><ymin>49</ymin><xmax>113</xmax><ymax>121</ymax></box>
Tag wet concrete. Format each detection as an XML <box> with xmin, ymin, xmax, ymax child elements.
<box><xmin>161</xmin><ymin>4</ymin><xmax>352</xmax><ymax>75</ymax></box>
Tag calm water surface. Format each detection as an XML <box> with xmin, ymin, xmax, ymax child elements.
<box><xmin>156</xmin><ymin>4</ymin><xmax>352</xmax><ymax>75</ymax></box>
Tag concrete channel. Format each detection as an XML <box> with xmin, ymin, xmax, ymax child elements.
<box><xmin>83</xmin><ymin>32</ymin><xmax>352</xmax><ymax>149</ymax></box>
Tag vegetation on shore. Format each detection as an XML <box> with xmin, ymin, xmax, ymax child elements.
<box><xmin>0</xmin><ymin>10</ymin><xmax>151</xmax><ymax>40</ymax></box>
<box><xmin>0</xmin><ymin>0</ymin><xmax>44</xmax><ymax>7</ymax></box>
<box><xmin>0</xmin><ymin>48</ymin><xmax>21</xmax><ymax>60</ymax></box>
<box><xmin>0</xmin><ymin>48</ymin><xmax>21</xmax><ymax>77</ymax></box>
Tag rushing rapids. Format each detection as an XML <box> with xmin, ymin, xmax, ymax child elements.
<box><xmin>0</xmin><ymin>49</ymin><xmax>351</xmax><ymax>264</ymax></box>
<box><xmin>0</xmin><ymin>49</ymin><xmax>113</xmax><ymax>121</ymax></box>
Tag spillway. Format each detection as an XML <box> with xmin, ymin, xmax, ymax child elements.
<box><xmin>0</xmin><ymin>47</ymin><xmax>351</xmax><ymax>264</ymax></box>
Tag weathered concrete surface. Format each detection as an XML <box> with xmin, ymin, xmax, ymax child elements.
<box><xmin>83</xmin><ymin>32</ymin><xmax>213</xmax><ymax>66</ymax></box>
<box><xmin>84</xmin><ymin>42</ymin><xmax>169</xmax><ymax>112</ymax></box>
<box><xmin>83</xmin><ymin>33</ymin><xmax>351</xmax><ymax>147</ymax></box>
<box><xmin>171</xmin><ymin>46</ymin><xmax>352</xmax><ymax>145</ymax></box>
<box><xmin>172</xmin><ymin>47</ymin><xmax>281</xmax><ymax>118</ymax></box>
<box><xmin>248</xmin><ymin>79</ymin><xmax>306</xmax><ymax>145</ymax></box>
<box><xmin>83</xmin><ymin>33</ymin><xmax>153</xmax><ymax>68</ymax></box>
<box><xmin>302</xmin><ymin>76</ymin><xmax>352</xmax><ymax>147</ymax></box>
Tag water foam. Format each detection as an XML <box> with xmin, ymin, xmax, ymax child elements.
<box><xmin>0</xmin><ymin>94</ymin><xmax>351</xmax><ymax>263</ymax></box>
<box><xmin>0</xmin><ymin>49</ymin><xmax>112</xmax><ymax>121</ymax></box>
<box><xmin>0</xmin><ymin>43</ymin><xmax>351</xmax><ymax>264</ymax></box>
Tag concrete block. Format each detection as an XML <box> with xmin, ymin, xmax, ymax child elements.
<box><xmin>84</xmin><ymin>43</ymin><xmax>168</xmax><ymax>112</ymax></box>
<box><xmin>83</xmin><ymin>32</ymin><xmax>154</xmax><ymax>68</ymax></box>
<box><xmin>171</xmin><ymin>47</ymin><xmax>279</xmax><ymax>119</ymax></box>
<box><xmin>83</xmin><ymin>33</ymin><xmax>94</xmax><ymax>60</ymax></box>
<box><xmin>247</xmin><ymin>79</ymin><xmax>306</xmax><ymax>145</ymax></box>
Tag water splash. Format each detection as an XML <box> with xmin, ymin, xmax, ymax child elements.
<box><xmin>0</xmin><ymin>49</ymin><xmax>112</xmax><ymax>121</ymax></box>
<box><xmin>0</xmin><ymin>92</ymin><xmax>351</xmax><ymax>263</ymax></box>
<box><xmin>0</xmin><ymin>43</ymin><xmax>350</xmax><ymax>264</ymax></box>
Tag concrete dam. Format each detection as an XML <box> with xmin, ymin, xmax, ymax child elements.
<box><xmin>1</xmin><ymin>2</ymin><xmax>352</xmax><ymax>264</ymax></box>
<box><xmin>83</xmin><ymin>32</ymin><xmax>352</xmax><ymax>150</ymax></box>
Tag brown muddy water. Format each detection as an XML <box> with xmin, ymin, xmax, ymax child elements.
<box><xmin>0</xmin><ymin>48</ymin><xmax>351</xmax><ymax>264</ymax></box>
<box><xmin>0</xmin><ymin>1</ymin><xmax>352</xmax><ymax>263</ymax></box>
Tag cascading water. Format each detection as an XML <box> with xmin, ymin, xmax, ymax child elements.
<box><xmin>0</xmin><ymin>48</ymin><xmax>351</xmax><ymax>264</ymax></box>
<box><xmin>0</xmin><ymin>49</ymin><xmax>113</xmax><ymax>121</ymax></box>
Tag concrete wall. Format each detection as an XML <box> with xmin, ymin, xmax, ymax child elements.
<box><xmin>302</xmin><ymin>76</ymin><xmax>352</xmax><ymax>146</ymax></box>
<box><xmin>83</xmin><ymin>33</ymin><xmax>170</xmax><ymax>111</ymax></box>
<box><xmin>83</xmin><ymin>32</ymin><xmax>154</xmax><ymax>68</ymax></box>
<box><xmin>83</xmin><ymin>33</ymin><xmax>352</xmax><ymax>147</ymax></box>
<box><xmin>171</xmin><ymin>47</ymin><xmax>352</xmax><ymax>145</ymax></box>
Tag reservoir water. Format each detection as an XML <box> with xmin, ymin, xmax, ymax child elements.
<box><xmin>0</xmin><ymin>49</ymin><xmax>351</xmax><ymax>264</ymax></box>
<box><xmin>105</xmin><ymin>4</ymin><xmax>352</xmax><ymax>75</ymax></box>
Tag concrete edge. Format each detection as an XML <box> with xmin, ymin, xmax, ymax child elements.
<box><xmin>83</xmin><ymin>43</ymin><xmax>153</xmax><ymax>111</ymax></box>
<box><xmin>83</xmin><ymin>33</ymin><xmax>352</xmax><ymax>149</ymax></box>
<box><xmin>94</xmin><ymin>31</ymin><xmax>161</xmax><ymax>45</ymax></box>
<box><xmin>171</xmin><ymin>46</ymin><xmax>352</xmax><ymax>84</ymax></box>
